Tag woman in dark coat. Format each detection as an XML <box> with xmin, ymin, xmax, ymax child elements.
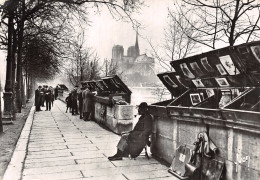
<box><xmin>65</xmin><ymin>93</ymin><xmax>72</xmax><ymax>113</ymax></box>
<box><xmin>108</xmin><ymin>102</ymin><xmax>153</xmax><ymax>160</ymax></box>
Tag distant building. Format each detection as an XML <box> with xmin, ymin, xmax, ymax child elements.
<box><xmin>111</xmin><ymin>32</ymin><xmax>158</xmax><ymax>86</ymax></box>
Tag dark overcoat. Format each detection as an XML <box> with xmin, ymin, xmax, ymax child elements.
<box><xmin>128</xmin><ymin>113</ymin><xmax>153</xmax><ymax>158</ymax></box>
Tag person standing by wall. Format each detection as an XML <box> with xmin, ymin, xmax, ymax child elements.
<box><xmin>78</xmin><ymin>86</ymin><xmax>85</xmax><ymax>119</ymax></box>
<box><xmin>71</xmin><ymin>86</ymin><xmax>78</xmax><ymax>115</ymax></box>
<box><xmin>54</xmin><ymin>86</ymin><xmax>59</xmax><ymax>100</ymax></box>
<box><xmin>82</xmin><ymin>86</ymin><xmax>96</xmax><ymax>121</ymax></box>
<box><xmin>65</xmin><ymin>93</ymin><xmax>72</xmax><ymax>113</ymax></box>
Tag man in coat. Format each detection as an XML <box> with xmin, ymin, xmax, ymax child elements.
<box><xmin>35</xmin><ymin>85</ymin><xmax>42</xmax><ymax>111</ymax></box>
<box><xmin>108</xmin><ymin>102</ymin><xmax>153</xmax><ymax>161</ymax></box>
<box><xmin>82</xmin><ymin>85</ymin><xmax>96</xmax><ymax>121</ymax></box>
<box><xmin>71</xmin><ymin>86</ymin><xmax>78</xmax><ymax>115</ymax></box>
<box><xmin>45</xmin><ymin>86</ymin><xmax>52</xmax><ymax>111</ymax></box>
<box><xmin>78</xmin><ymin>87</ymin><xmax>85</xmax><ymax>119</ymax></box>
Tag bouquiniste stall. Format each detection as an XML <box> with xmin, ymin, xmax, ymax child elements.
<box><xmin>83</xmin><ymin>75</ymin><xmax>134</xmax><ymax>134</ymax></box>
<box><xmin>149</xmin><ymin>41</ymin><xmax>260</xmax><ymax>179</ymax></box>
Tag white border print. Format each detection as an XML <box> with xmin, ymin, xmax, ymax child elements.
<box><xmin>190</xmin><ymin>62</ymin><xmax>204</xmax><ymax>76</ymax></box>
<box><xmin>163</xmin><ymin>75</ymin><xmax>178</xmax><ymax>88</ymax></box>
<box><xmin>201</xmin><ymin>57</ymin><xmax>215</xmax><ymax>72</ymax></box>
<box><xmin>176</xmin><ymin>75</ymin><xmax>188</xmax><ymax>88</ymax></box>
<box><xmin>216</xmin><ymin>64</ymin><xmax>227</xmax><ymax>75</ymax></box>
<box><xmin>180</xmin><ymin>63</ymin><xmax>195</xmax><ymax>78</ymax></box>
<box><xmin>215</xmin><ymin>77</ymin><xmax>230</xmax><ymax>87</ymax></box>
<box><xmin>192</xmin><ymin>79</ymin><xmax>205</xmax><ymax>87</ymax></box>
<box><xmin>250</xmin><ymin>45</ymin><xmax>260</xmax><ymax>63</ymax></box>
<box><xmin>219</xmin><ymin>55</ymin><xmax>240</xmax><ymax>75</ymax></box>
<box><xmin>190</xmin><ymin>93</ymin><xmax>202</xmax><ymax>105</ymax></box>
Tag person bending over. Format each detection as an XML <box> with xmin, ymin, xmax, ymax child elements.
<box><xmin>108</xmin><ymin>102</ymin><xmax>153</xmax><ymax>161</ymax></box>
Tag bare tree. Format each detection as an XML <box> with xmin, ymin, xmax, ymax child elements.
<box><xmin>174</xmin><ymin>0</ymin><xmax>260</xmax><ymax>48</ymax></box>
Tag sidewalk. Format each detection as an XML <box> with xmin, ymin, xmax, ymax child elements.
<box><xmin>3</xmin><ymin>100</ymin><xmax>177</xmax><ymax>180</ymax></box>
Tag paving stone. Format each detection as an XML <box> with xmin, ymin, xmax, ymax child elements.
<box><xmin>22</xmin><ymin>171</ymin><xmax>83</xmax><ymax>180</ymax></box>
<box><xmin>24</xmin><ymin>159</ymin><xmax>76</xmax><ymax>168</ymax></box>
<box><xmin>123</xmin><ymin>170</ymin><xmax>173</xmax><ymax>180</ymax></box>
<box><xmin>75</xmin><ymin>157</ymin><xmax>108</xmax><ymax>164</ymax></box>
<box><xmin>26</xmin><ymin>151</ymin><xmax>72</xmax><ymax>159</ymax></box>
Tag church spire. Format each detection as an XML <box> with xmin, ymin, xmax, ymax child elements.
<box><xmin>135</xmin><ymin>29</ymin><xmax>140</xmax><ymax>57</ymax></box>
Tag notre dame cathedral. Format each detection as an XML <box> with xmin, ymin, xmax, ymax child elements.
<box><xmin>111</xmin><ymin>32</ymin><xmax>158</xmax><ymax>87</ymax></box>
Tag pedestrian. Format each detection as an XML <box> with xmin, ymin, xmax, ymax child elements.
<box><xmin>35</xmin><ymin>85</ymin><xmax>42</xmax><ymax>111</ymax></box>
<box><xmin>82</xmin><ymin>85</ymin><xmax>96</xmax><ymax>121</ymax></box>
<box><xmin>49</xmin><ymin>86</ymin><xmax>55</xmax><ymax>106</ymax></box>
<box><xmin>54</xmin><ymin>85</ymin><xmax>59</xmax><ymax>100</ymax></box>
<box><xmin>78</xmin><ymin>86</ymin><xmax>85</xmax><ymax>119</ymax></box>
<box><xmin>108</xmin><ymin>102</ymin><xmax>153</xmax><ymax>161</ymax></box>
<box><xmin>45</xmin><ymin>86</ymin><xmax>52</xmax><ymax>111</ymax></box>
<box><xmin>65</xmin><ymin>93</ymin><xmax>72</xmax><ymax>113</ymax></box>
<box><xmin>41</xmin><ymin>85</ymin><xmax>47</xmax><ymax>107</ymax></box>
<box><xmin>71</xmin><ymin>86</ymin><xmax>78</xmax><ymax>115</ymax></box>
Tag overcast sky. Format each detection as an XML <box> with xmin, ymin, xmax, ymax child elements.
<box><xmin>86</xmin><ymin>0</ymin><xmax>171</xmax><ymax>61</ymax></box>
<box><xmin>0</xmin><ymin>0</ymin><xmax>172</xmax><ymax>87</ymax></box>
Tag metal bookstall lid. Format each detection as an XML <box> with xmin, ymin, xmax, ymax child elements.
<box><xmin>158</xmin><ymin>41</ymin><xmax>260</xmax><ymax>96</ymax></box>
<box><xmin>101</xmin><ymin>75</ymin><xmax>132</xmax><ymax>94</ymax></box>
<box><xmin>81</xmin><ymin>75</ymin><xmax>131</xmax><ymax>94</ymax></box>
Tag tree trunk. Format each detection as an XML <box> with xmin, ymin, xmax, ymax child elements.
<box><xmin>16</xmin><ymin>0</ymin><xmax>25</xmax><ymax>113</ymax></box>
<box><xmin>3</xmin><ymin>7</ymin><xmax>14</xmax><ymax>117</ymax></box>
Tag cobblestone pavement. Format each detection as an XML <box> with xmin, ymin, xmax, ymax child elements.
<box><xmin>3</xmin><ymin>100</ymin><xmax>178</xmax><ymax>180</ymax></box>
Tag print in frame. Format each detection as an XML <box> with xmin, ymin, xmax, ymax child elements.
<box><xmin>190</xmin><ymin>93</ymin><xmax>202</xmax><ymax>105</ymax></box>
<box><xmin>180</xmin><ymin>63</ymin><xmax>195</xmax><ymax>78</ymax></box>
<box><xmin>219</xmin><ymin>55</ymin><xmax>240</xmax><ymax>75</ymax></box>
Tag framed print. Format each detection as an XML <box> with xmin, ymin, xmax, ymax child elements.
<box><xmin>180</xmin><ymin>63</ymin><xmax>195</xmax><ymax>78</ymax></box>
<box><xmin>219</xmin><ymin>90</ymin><xmax>232</xmax><ymax>108</ymax></box>
<box><xmin>200</xmin><ymin>92</ymin><xmax>205</xmax><ymax>101</ymax></box>
<box><xmin>190</xmin><ymin>62</ymin><xmax>204</xmax><ymax>76</ymax></box>
<box><xmin>176</xmin><ymin>75</ymin><xmax>188</xmax><ymax>88</ymax></box>
<box><xmin>206</xmin><ymin>89</ymin><xmax>215</xmax><ymax>98</ymax></box>
<box><xmin>219</xmin><ymin>55</ymin><xmax>240</xmax><ymax>75</ymax></box>
<box><xmin>215</xmin><ymin>77</ymin><xmax>230</xmax><ymax>87</ymax></box>
<box><xmin>216</xmin><ymin>64</ymin><xmax>227</xmax><ymax>75</ymax></box>
<box><xmin>190</xmin><ymin>93</ymin><xmax>201</xmax><ymax>105</ymax></box>
<box><xmin>163</xmin><ymin>75</ymin><xmax>178</xmax><ymax>87</ymax></box>
<box><xmin>192</xmin><ymin>79</ymin><xmax>205</xmax><ymax>87</ymax></box>
<box><xmin>250</xmin><ymin>45</ymin><xmax>260</xmax><ymax>63</ymax></box>
<box><xmin>201</xmin><ymin>57</ymin><xmax>215</xmax><ymax>72</ymax></box>
<box><xmin>111</xmin><ymin>79</ymin><xmax>120</xmax><ymax>88</ymax></box>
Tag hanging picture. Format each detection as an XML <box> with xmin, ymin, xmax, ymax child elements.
<box><xmin>190</xmin><ymin>62</ymin><xmax>204</xmax><ymax>76</ymax></box>
<box><xmin>219</xmin><ymin>55</ymin><xmax>240</xmax><ymax>75</ymax></box>
<box><xmin>200</xmin><ymin>57</ymin><xmax>215</xmax><ymax>72</ymax></box>
<box><xmin>206</xmin><ymin>89</ymin><xmax>215</xmax><ymax>98</ymax></box>
<box><xmin>111</xmin><ymin>79</ymin><xmax>120</xmax><ymax>88</ymax></box>
<box><xmin>215</xmin><ymin>77</ymin><xmax>230</xmax><ymax>87</ymax></box>
<box><xmin>180</xmin><ymin>63</ymin><xmax>195</xmax><ymax>78</ymax></box>
<box><xmin>219</xmin><ymin>90</ymin><xmax>232</xmax><ymax>108</ymax></box>
<box><xmin>216</xmin><ymin>64</ymin><xmax>227</xmax><ymax>75</ymax></box>
<box><xmin>200</xmin><ymin>92</ymin><xmax>205</xmax><ymax>101</ymax></box>
<box><xmin>190</xmin><ymin>93</ymin><xmax>202</xmax><ymax>105</ymax></box>
<box><xmin>176</xmin><ymin>75</ymin><xmax>189</xmax><ymax>88</ymax></box>
<box><xmin>192</xmin><ymin>79</ymin><xmax>205</xmax><ymax>87</ymax></box>
<box><xmin>163</xmin><ymin>75</ymin><xmax>178</xmax><ymax>88</ymax></box>
<box><xmin>250</xmin><ymin>45</ymin><xmax>260</xmax><ymax>63</ymax></box>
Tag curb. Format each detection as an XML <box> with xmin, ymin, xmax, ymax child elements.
<box><xmin>2</xmin><ymin>106</ymin><xmax>36</xmax><ymax>180</ymax></box>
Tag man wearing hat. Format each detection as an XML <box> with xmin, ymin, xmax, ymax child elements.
<box><xmin>35</xmin><ymin>85</ymin><xmax>42</xmax><ymax>111</ymax></box>
<box><xmin>71</xmin><ymin>85</ymin><xmax>79</xmax><ymax>115</ymax></box>
<box><xmin>78</xmin><ymin>86</ymin><xmax>85</xmax><ymax>119</ymax></box>
<box><xmin>108</xmin><ymin>102</ymin><xmax>153</xmax><ymax>161</ymax></box>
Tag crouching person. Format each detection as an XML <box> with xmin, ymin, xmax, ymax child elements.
<box><xmin>108</xmin><ymin>102</ymin><xmax>152</xmax><ymax>161</ymax></box>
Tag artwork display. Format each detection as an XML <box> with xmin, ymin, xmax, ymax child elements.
<box><xmin>215</xmin><ymin>78</ymin><xmax>230</xmax><ymax>87</ymax></box>
<box><xmin>176</xmin><ymin>75</ymin><xmax>188</xmax><ymax>88</ymax></box>
<box><xmin>206</xmin><ymin>89</ymin><xmax>215</xmax><ymax>98</ymax></box>
<box><xmin>219</xmin><ymin>90</ymin><xmax>232</xmax><ymax>108</ymax></box>
<box><xmin>163</xmin><ymin>75</ymin><xmax>178</xmax><ymax>87</ymax></box>
<box><xmin>219</xmin><ymin>55</ymin><xmax>240</xmax><ymax>75</ymax></box>
<box><xmin>180</xmin><ymin>63</ymin><xmax>195</xmax><ymax>78</ymax></box>
<box><xmin>200</xmin><ymin>57</ymin><xmax>215</xmax><ymax>72</ymax></box>
<box><xmin>250</xmin><ymin>45</ymin><xmax>260</xmax><ymax>62</ymax></box>
<box><xmin>190</xmin><ymin>62</ymin><xmax>204</xmax><ymax>76</ymax></box>
<box><xmin>216</xmin><ymin>64</ymin><xmax>227</xmax><ymax>75</ymax></box>
<box><xmin>192</xmin><ymin>79</ymin><xmax>205</xmax><ymax>87</ymax></box>
<box><xmin>190</xmin><ymin>93</ymin><xmax>202</xmax><ymax>105</ymax></box>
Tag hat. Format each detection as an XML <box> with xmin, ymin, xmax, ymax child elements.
<box><xmin>138</xmin><ymin>102</ymin><xmax>148</xmax><ymax>110</ymax></box>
